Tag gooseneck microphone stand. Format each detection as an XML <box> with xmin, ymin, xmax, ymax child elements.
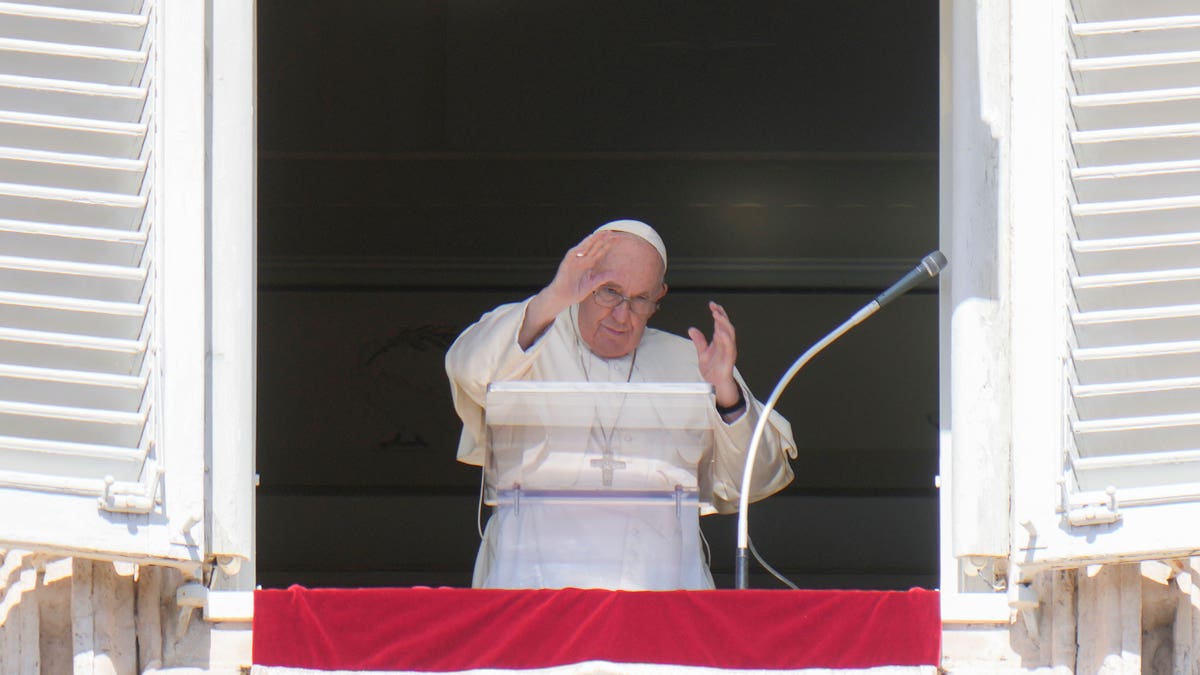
<box><xmin>734</xmin><ymin>251</ymin><xmax>948</xmax><ymax>590</ymax></box>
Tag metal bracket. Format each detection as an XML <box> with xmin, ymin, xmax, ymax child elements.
<box><xmin>175</xmin><ymin>583</ymin><xmax>253</xmax><ymax>633</ymax></box>
<box><xmin>1065</xmin><ymin>485</ymin><xmax>1121</xmax><ymax>527</ymax></box>
<box><xmin>97</xmin><ymin>469</ymin><xmax>164</xmax><ymax>514</ymax></box>
<box><xmin>960</xmin><ymin>556</ymin><xmax>1008</xmax><ymax>592</ymax></box>
<box><xmin>215</xmin><ymin>555</ymin><xmax>242</xmax><ymax>576</ymax></box>
<box><xmin>175</xmin><ymin>582</ymin><xmax>206</xmax><ymax>639</ymax></box>
<box><xmin>1009</xmin><ymin>582</ymin><xmax>1040</xmax><ymax>637</ymax></box>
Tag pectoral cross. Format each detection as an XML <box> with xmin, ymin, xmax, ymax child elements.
<box><xmin>590</xmin><ymin>453</ymin><xmax>627</xmax><ymax>487</ymax></box>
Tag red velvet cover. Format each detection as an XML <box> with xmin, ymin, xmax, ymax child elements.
<box><xmin>254</xmin><ymin>586</ymin><xmax>940</xmax><ymax>671</ymax></box>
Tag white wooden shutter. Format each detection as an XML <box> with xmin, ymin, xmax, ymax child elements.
<box><xmin>1043</xmin><ymin>0</ymin><xmax>1200</xmax><ymax>562</ymax></box>
<box><xmin>0</xmin><ymin>0</ymin><xmax>208</xmax><ymax>564</ymax></box>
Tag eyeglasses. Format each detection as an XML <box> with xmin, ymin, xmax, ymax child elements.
<box><xmin>592</xmin><ymin>286</ymin><xmax>659</xmax><ymax>317</ymax></box>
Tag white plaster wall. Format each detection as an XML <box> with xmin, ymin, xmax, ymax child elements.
<box><xmin>0</xmin><ymin>550</ymin><xmax>250</xmax><ymax>674</ymax></box>
<box><xmin>943</xmin><ymin>559</ymin><xmax>1200</xmax><ymax>673</ymax></box>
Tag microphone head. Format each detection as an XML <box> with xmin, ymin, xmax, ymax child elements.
<box><xmin>921</xmin><ymin>251</ymin><xmax>948</xmax><ymax>276</ymax></box>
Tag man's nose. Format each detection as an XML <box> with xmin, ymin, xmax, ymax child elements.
<box><xmin>610</xmin><ymin>299</ymin><xmax>632</xmax><ymax>322</ymax></box>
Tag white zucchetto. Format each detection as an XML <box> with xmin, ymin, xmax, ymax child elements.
<box><xmin>594</xmin><ymin>219</ymin><xmax>668</xmax><ymax>271</ymax></box>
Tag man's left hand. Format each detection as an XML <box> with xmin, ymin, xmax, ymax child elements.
<box><xmin>688</xmin><ymin>301</ymin><xmax>742</xmax><ymax>410</ymax></box>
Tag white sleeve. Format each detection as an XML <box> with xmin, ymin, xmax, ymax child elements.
<box><xmin>706</xmin><ymin>370</ymin><xmax>797</xmax><ymax>514</ymax></box>
<box><xmin>445</xmin><ymin>298</ymin><xmax>555</xmax><ymax>465</ymax></box>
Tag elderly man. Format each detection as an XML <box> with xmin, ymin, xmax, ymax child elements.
<box><xmin>446</xmin><ymin>219</ymin><xmax>796</xmax><ymax>589</ymax></box>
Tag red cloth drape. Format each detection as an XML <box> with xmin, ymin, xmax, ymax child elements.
<box><xmin>254</xmin><ymin>586</ymin><xmax>940</xmax><ymax>672</ymax></box>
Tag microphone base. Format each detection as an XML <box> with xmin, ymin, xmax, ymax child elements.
<box><xmin>735</xmin><ymin>548</ymin><xmax>749</xmax><ymax>589</ymax></box>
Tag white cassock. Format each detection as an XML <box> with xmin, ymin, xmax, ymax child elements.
<box><xmin>446</xmin><ymin>297</ymin><xmax>797</xmax><ymax>590</ymax></box>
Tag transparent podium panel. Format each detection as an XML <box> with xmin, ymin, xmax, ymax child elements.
<box><xmin>484</xmin><ymin>382</ymin><xmax>715</xmax><ymax>507</ymax></box>
<box><xmin>481</xmin><ymin>382</ymin><xmax>716</xmax><ymax>590</ymax></box>
<box><xmin>482</xmin><ymin>490</ymin><xmax>712</xmax><ymax>590</ymax></box>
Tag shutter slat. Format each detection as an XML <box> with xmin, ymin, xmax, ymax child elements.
<box><xmin>1070</xmin><ymin>482</ymin><xmax>1200</xmax><ymax>508</ymax></box>
<box><xmin>0</xmin><ymin>434</ymin><xmax>145</xmax><ymax>483</ymax></box>
<box><xmin>1073</xmin><ymin>304</ymin><xmax>1200</xmax><ymax>348</ymax></box>
<box><xmin>0</xmin><ymin>110</ymin><xmax>146</xmax><ymax>156</ymax></box>
<box><xmin>0</xmin><ymin>182</ymin><xmax>145</xmax><ymax>229</ymax></box>
<box><xmin>1072</xmin><ymin>202</ymin><xmax>1200</xmax><ymax>239</ymax></box>
<box><xmin>0</xmin><ymin>73</ymin><xmax>146</xmax><ymax>122</ymax></box>
<box><xmin>1072</xmin><ymin>267</ymin><xmax>1200</xmax><ymax>311</ymax></box>
<box><xmin>1075</xmin><ymin>0</ymin><xmax>1200</xmax><ymax>24</ymax></box>
<box><xmin>1073</xmin><ymin>341</ymin><xmax>1200</xmax><ymax>385</ymax></box>
<box><xmin>1073</xmin><ymin>121</ymin><xmax>1200</xmax><ymax>141</ymax></box>
<box><xmin>1074</xmin><ymin>453</ymin><xmax>1200</xmax><ymax>494</ymax></box>
<box><xmin>0</xmin><ymin>180</ymin><xmax>144</xmax><ymax>207</ymax></box>
<box><xmin>0</xmin><ymin>360</ymin><xmax>145</xmax><ymax>409</ymax></box>
<box><xmin>0</xmin><ymin>1</ymin><xmax>147</xmax><ymax>28</ymax></box>
<box><xmin>1075</xmin><ymin>376</ymin><xmax>1200</xmax><ymax>418</ymax></box>
<box><xmin>0</xmin><ymin>146</ymin><xmax>146</xmax><ymax>194</ymax></box>
<box><xmin>1072</xmin><ymin>123</ymin><xmax>1200</xmax><ymax>165</ymax></box>
<box><xmin>1075</xmin><ymin>369</ymin><xmax>1200</xmax><ymax>401</ymax></box>
<box><xmin>1073</xmin><ymin>266</ymin><xmax>1200</xmax><ymax>287</ymax></box>
<box><xmin>0</xmin><ymin>398</ymin><xmax>146</xmax><ymax>447</ymax></box>
<box><xmin>0</xmin><ymin>253</ymin><xmax>146</xmax><ymax>302</ymax></box>
<box><xmin>0</xmin><ymin>289</ymin><xmax>146</xmax><ymax>337</ymax></box>
<box><xmin>0</xmin><ymin>434</ymin><xmax>144</xmax><ymax>466</ymax></box>
<box><xmin>1071</xmin><ymin>227</ymin><xmax>1200</xmax><ymax>250</ymax></box>
<box><xmin>0</xmin><ymin>218</ymin><xmax>145</xmax><ymax>265</ymax></box>
<box><xmin>0</xmin><ymin>36</ymin><xmax>146</xmax><ymax>86</ymax></box>
<box><xmin>1072</xmin><ymin>88</ymin><xmax>1200</xmax><ymax>129</ymax></box>
<box><xmin>1074</xmin><ymin>419</ymin><xmax>1200</xmax><ymax>460</ymax></box>
<box><xmin>1074</xmin><ymin>16</ymin><xmax>1200</xmax><ymax>59</ymax></box>
<box><xmin>1071</xmin><ymin>191</ymin><xmax>1200</xmax><ymax>214</ymax></box>
<box><xmin>1072</xmin><ymin>232</ymin><xmax>1200</xmax><ymax>273</ymax></box>
<box><xmin>1076</xmin><ymin>410</ymin><xmax>1200</xmax><ymax>434</ymax></box>
<box><xmin>0</xmin><ymin>325</ymin><xmax>144</xmax><ymax>374</ymax></box>
<box><xmin>1071</xmin><ymin>158</ymin><xmax>1200</xmax><ymax>201</ymax></box>
<box><xmin>1072</xmin><ymin>51</ymin><xmax>1200</xmax><ymax>95</ymax></box>
<box><xmin>0</xmin><ymin>468</ymin><xmax>137</xmax><ymax>498</ymax></box>
<box><xmin>0</xmin><ymin>1</ymin><xmax>145</xmax><ymax>19</ymax></box>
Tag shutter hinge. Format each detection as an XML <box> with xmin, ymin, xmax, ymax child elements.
<box><xmin>1062</xmin><ymin>482</ymin><xmax>1122</xmax><ymax>527</ymax></box>
<box><xmin>98</xmin><ymin>470</ymin><xmax>164</xmax><ymax>514</ymax></box>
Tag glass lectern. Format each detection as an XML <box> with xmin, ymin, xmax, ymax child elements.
<box><xmin>482</xmin><ymin>381</ymin><xmax>716</xmax><ymax>590</ymax></box>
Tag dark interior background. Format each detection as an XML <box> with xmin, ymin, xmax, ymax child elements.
<box><xmin>255</xmin><ymin>0</ymin><xmax>940</xmax><ymax>589</ymax></box>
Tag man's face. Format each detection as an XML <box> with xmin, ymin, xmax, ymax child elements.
<box><xmin>577</xmin><ymin>233</ymin><xmax>666</xmax><ymax>359</ymax></box>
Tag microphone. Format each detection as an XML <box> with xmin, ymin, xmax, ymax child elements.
<box><xmin>873</xmin><ymin>251</ymin><xmax>948</xmax><ymax>309</ymax></box>
<box><xmin>734</xmin><ymin>250</ymin><xmax>948</xmax><ymax>589</ymax></box>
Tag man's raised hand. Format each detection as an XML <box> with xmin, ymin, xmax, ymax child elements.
<box><xmin>518</xmin><ymin>231</ymin><xmax>616</xmax><ymax>350</ymax></box>
<box><xmin>545</xmin><ymin>231</ymin><xmax>617</xmax><ymax>309</ymax></box>
<box><xmin>687</xmin><ymin>301</ymin><xmax>743</xmax><ymax>411</ymax></box>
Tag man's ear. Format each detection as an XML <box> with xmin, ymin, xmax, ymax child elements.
<box><xmin>656</xmin><ymin>282</ymin><xmax>669</xmax><ymax>301</ymax></box>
